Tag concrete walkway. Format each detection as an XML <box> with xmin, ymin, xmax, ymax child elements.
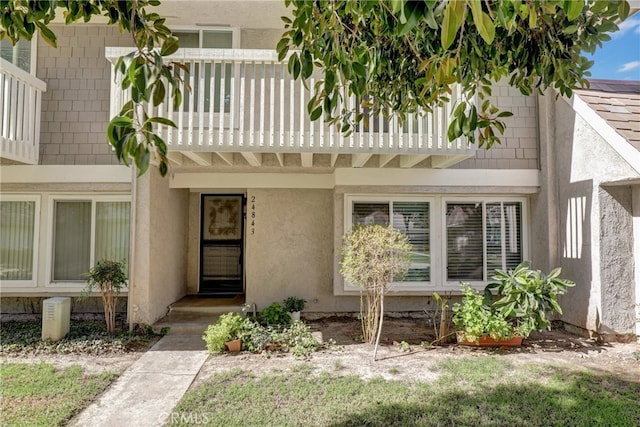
<box><xmin>70</xmin><ymin>334</ymin><xmax>208</xmax><ymax>427</ymax></box>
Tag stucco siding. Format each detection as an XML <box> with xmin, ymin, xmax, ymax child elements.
<box><xmin>130</xmin><ymin>172</ymin><xmax>189</xmax><ymax>325</ymax></box>
<box><xmin>540</xmin><ymin>93</ymin><xmax>640</xmax><ymax>339</ymax></box>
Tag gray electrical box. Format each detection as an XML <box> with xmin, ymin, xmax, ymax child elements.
<box><xmin>42</xmin><ymin>297</ymin><xmax>71</xmax><ymax>341</ymax></box>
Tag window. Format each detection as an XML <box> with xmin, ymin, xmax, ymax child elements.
<box><xmin>348</xmin><ymin>196</ymin><xmax>432</xmax><ymax>289</ymax></box>
<box><xmin>174</xmin><ymin>28</ymin><xmax>238</xmax><ymax>114</ymax></box>
<box><xmin>343</xmin><ymin>195</ymin><xmax>527</xmax><ymax>293</ymax></box>
<box><xmin>445</xmin><ymin>200</ymin><xmax>523</xmax><ymax>282</ymax></box>
<box><xmin>51</xmin><ymin>199</ymin><xmax>130</xmax><ymax>283</ymax></box>
<box><xmin>0</xmin><ymin>196</ymin><xmax>39</xmax><ymax>285</ymax></box>
<box><xmin>0</xmin><ymin>38</ymin><xmax>34</xmax><ymax>73</ymax></box>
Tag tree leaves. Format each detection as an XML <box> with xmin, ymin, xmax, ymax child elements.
<box><xmin>1</xmin><ymin>0</ymin><xmax>181</xmax><ymax>177</ymax></box>
<box><xmin>280</xmin><ymin>0</ymin><xmax>630</xmax><ymax>150</ymax></box>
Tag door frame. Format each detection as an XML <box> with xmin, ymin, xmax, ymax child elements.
<box><xmin>198</xmin><ymin>193</ymin><xmax>245</xmax><ymax>295</ymax></box>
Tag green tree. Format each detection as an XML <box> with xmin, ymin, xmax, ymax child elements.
<box><xmin>278</xmin><ymin>0</ymin><xmax>630</xmax><ymax>148</ymax></box>
<box><xmin>0</xmin><ymin>0</ymin><xmax>183</xmax><ymax>176</ymax></box>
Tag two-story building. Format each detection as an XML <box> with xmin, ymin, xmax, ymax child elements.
<box><xmin>1</xmin><ymin>1</ymin><xmax>638</xmax><ymax>342</ymax></box>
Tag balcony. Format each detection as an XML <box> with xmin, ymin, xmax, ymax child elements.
<box><xmin>106</xmin><ymin>48</ymin><xmax>475</xmax><ymax>168</ymax></box>
<box><xmin>0</xmin><ymin>58</ymin><xmax>46</xmax><ymax>165</ymax></box>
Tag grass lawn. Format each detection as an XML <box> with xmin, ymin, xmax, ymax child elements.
<box><xmin>171</xmin><ymin>356</ymin><xmax>640</xmax><ymax>427</ymax></box>
<box><xmin>0</xmin><ymin>362</ymin><xmax>116</xmax><ymax>426</ymax></box>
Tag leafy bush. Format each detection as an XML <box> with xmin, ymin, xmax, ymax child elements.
<box><xmin>486</xmin><ymin>262</ymin><xmax>575</xmax><ymax>334</ymax></box>
<box><xmin>283</xmin><ymin>321</ymin><xmax>320</xmax><ymax>357</ymax></box>
<box><xmin>259</xmin><ymin>303</ymin><xmax>291</xmax><ymax>325</ymax></box>
<box><xmin>203</xmin><ymin>313</ymin><xmax>245</xmax><ymax>353</ymax></box>
<box><xmin>283</xmin><ymin>297</ymin><xmax>306</xmax><ymax>313</ymax></box>
<box><xmin>340</xmin><ymin>224</ymin><xmax>411</xmax><ymax>360</ymax></box>
<box><xmin>453</xmin><ymin>263</ymin><xmax>576</xmax><ymax>343</ymax></box>
<box><xmin>452</xmin><ymin>285</ymin><xmax>514</xmax><ymax>342</ymax></box>
<box><xmin>84</xmin><ymin>260</ymin><xmax>128</xmax><ymax>333</ymax></box>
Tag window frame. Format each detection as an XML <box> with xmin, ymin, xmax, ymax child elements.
<box><xmin>344</xmin><ymin>194</ymin><xmax>436</xmax><ymax>292</ymax></box>
<box><xmin>0</xmin><ymin>195</ymin><xmax>40</xmax><ymax>287</ymax></box>
<box><xmin>0</xmin><ymin>36</ymin><xmax>37</xmax><ymax>75</ymax></box>
<box><xmin>46</xmin><ymin>195</ymin><xmax>131</xmax><ymax>288</ymax></box>
<box><xmin>440</xmin><ymin>196</ymin><xmax>529</xmax><ymax>290</ymax></box>
<box><xmin>172</xmin><ymin>26</ymin><xmax>241</xmax><ymax>125</ymax></box>
<box><xmin>342</xmin><ymin>194</ymin><xmax>529</xmax><ymax>293</ymax></box>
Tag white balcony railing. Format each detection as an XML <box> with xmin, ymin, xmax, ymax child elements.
<box><xmin>106</xmin><ymin>48</ymin><xmax>475</xmax><ymax>157</ymax></box>
<box><xmin>0</xmin><ymin>58</ymin><xmax>46</xmax><ymax>165</ymax></box>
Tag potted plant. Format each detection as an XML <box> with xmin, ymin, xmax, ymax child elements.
<box><xmin>452</xmin><ymin>284</ymin><xmax>522</xmax><ymax>347</ymax></box>
<box><xmin>453</xmin><ymin>262</ymin><xmax>575</xmax><ymax>347</ymax></box>
<box><xmin>202</xmin><ymin>312</ymin><xmax>245</xmax><ymax>353</ymax></box>
<box><xmin>283</xmin><ymin>297</ymin><xmax>306</xmax><ymax>321</ymax></box>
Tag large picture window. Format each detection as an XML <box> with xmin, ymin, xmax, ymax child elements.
<box><xmin>348</xmin><ymin>196</ymin><xmax>432</xmax><ymax>289</ymax></box>
<box><xmin>51</xmin><ymin>199</ymin><xmax>130</xmax><ymax>283</ymax></box>
<box><xmin>445</xmin><ymin>200</ymin><xmax>523</xmax><ymax>282</ymax></box>
<box><xmin>344</xmin><ymin>195</ymin><xmax>527</xmax><ymax>292</ymax></box>
<box><xmin>0</xmin><ymin>197</ymin><xmax>39</xmax><ymax>284</ymax></box>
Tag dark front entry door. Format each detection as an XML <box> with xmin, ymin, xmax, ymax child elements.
<box><xmin>199</xmin><ymin>194</ymin><xmax>244</xmax><ymax>295</ymax></box>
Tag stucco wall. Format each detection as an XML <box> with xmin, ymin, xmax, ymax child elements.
<box><xmin>130</xmin><ymin>172</ymin><xmax>189</xmax><ymax>325</ymax></box>
<box><xmin>539</xmin><ymin>93</ymin><xmax>640</xmax><ymax>339</ymax></box>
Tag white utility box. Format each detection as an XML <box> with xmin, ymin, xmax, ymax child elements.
<box><xmin>42</xmin><ymin>297</ymin><xmax>71</xmax><ymax>341</ymax></box>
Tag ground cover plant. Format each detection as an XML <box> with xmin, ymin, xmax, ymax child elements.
<box><xmin>0</xmin><ymin>362</ymin><xmax>116</xmax><ymax>426</ymax></box>
<box><xmin>170</xmin><ymin>356</ymin><xmax>640</xmax><ymax>427</ymax></box>
<box><xmin>0</xmin><ymin>320</ymin><xmax>162</xmax><ymax>355</ymax></box>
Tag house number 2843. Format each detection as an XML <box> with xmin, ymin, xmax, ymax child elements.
<box><xmin>250</xmin><ymin>195</ymin><xmax>256</xmax><ymax>235</ymax></box>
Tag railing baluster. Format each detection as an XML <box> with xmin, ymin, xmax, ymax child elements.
<box><xmin>299</xmin><ymin>71</ymin><xmax>305</xmax><ymax>150</ymax></box>
<box><xmin>209</xmin><ymin>58</ymin><xmax>216</xmax><ymax>147</ymax></box>
<box><xmin>218</xmin><ymin>59</ymin><xmax>226</xmax><ymax>147</ymax></box>
<box><xmin>279</xmin><ymin>64</ymin><xmax>285</xmax><ymax>149</ymax></box>
<box><xmin>197</xmin><ymin>60</ymin><xmax>205</xmax><ymax>146</ymax></box>
<box><xmin>249</xmin><ymin>61</ymin><xmax>256</xmax><ymax>149</ymax></box>
<box><xmin>238</xmin><ymin>61</ymin><xmax>245</xmax><ymax>148</ymax></box>
<box><xmin>259</xmin><ymin>62</ymin><xmax>265</xmax><ymax>149</ymax></box>
<box><xmin>269</xmin><ymin>63</ymin><xmax>275</xmax><ymax>149</ymax></box>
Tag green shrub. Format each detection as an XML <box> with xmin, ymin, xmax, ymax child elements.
<box><xmin>283</xmin><ymin>297</ymin><xmax>306</xmax><ymax>312</ymax></box>
<box><xmin>203</xmin><ymin>313</ymin><xmax>245</xmax><ymax>353</ymax></box>
<box><xmin>452</xmin><ymin>285</ymin><xmax>514</xmax><ymax>342</ymax></box>
<box><xmin>486</xmin><ymin>262</ymin><xmax>575</xmax><ymax>334</ymax></box>
<box><xmin>259</xmin><ymin>303</ymin><xmax>291</xmax><ymax>325</ymax></box>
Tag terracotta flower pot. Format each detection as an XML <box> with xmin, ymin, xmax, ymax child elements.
<box><xmin>456</xmin><ymin>331</ymin><xmax>523</xmax><ymax>347</ymax></box>
<box><xmin>225</xmin><ymin>339</ymin><xmax>242</xmax><ymax>352</ymax></box>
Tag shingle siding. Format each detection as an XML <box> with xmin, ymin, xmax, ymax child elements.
<box><xmin>37</xmin><ymin>25</ymin><xmax>131</xmax><ymax>166</ymax></box>
<box><xmin>453</xmin><ymin>81</ymin><xmax>539</xmax><ymax>169</ymax></box>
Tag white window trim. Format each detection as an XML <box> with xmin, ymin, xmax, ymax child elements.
<box><xmin>45</xmin><ymin>194</ymin><xmax>131</xmax><ymax>290</ymax></box>
<box><xmin>344</xmin><ymin>194</ymin><xmax>437</xmax><ymax>292</ymax></box>
<box><xmin>440</xmin><ymin>196</ymin><xmax>529</xmax><ymax>291</ymax></box>
<box><xmin>342</xmin><ymin>194</ymin><xmax>529</xmax><ymax>294</ymax></box>
<box><xmin>0</xmin><ymin>194</ymin><xmax>40</xmax><ymax>288</ymax></box>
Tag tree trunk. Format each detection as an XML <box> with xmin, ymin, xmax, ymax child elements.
<box><xmin>373</xmin><ymin>290</ymin><xmax>384</xmax><ymax>361</ymax></box>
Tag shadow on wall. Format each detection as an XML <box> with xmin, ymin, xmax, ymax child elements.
<box><xmin>557</xmin><ymin>180</ymin><xmax>593</xmax><ymax>332</ymax></box>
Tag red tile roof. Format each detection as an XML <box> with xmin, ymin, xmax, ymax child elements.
<box><xmin>575</xmin><ymin>79</ymin><xmax>640</xmax><ymax>151</ymax></box>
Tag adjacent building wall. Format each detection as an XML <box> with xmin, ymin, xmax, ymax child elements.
<box><xmin>539</xmin><ymin>93</ymin><xmax>640</xmax><ymax>340</ymax></box>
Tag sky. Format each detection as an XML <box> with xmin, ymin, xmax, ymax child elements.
<box><xmin>587</xmin><ymin>11</ymin><xmax>640</xmax><ymax>81</ymax></box>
